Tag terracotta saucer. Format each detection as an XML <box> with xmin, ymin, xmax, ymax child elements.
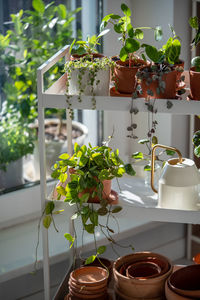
<box><xmin>70</xmin><ymin>266</ymin><xmax>108</xmax><ymax>286</ymax></box>
<box><xmin>110</xmin><ymin>87</ymin><xmax>132</xmax><ymax>97</ymax></box>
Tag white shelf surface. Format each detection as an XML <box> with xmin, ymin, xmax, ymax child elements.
<box><xmin>51</xmin><ymin>176</ymin><xmax>200</xmax><ymax>225</ymax></box>
<box><xmin>41</xmin><ymin>71</ymin><xmax>200</xmax><ymax>114</ymax></box>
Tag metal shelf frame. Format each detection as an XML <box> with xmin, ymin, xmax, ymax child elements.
<box><xmin>37</xmin><ymin>44</ymin><xmax>200</xmax><ymax>300</ymax></box>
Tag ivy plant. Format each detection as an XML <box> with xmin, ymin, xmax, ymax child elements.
<box><xmin>100</xmin><ymin>3</ymin><xmax>162</xmax><ymax>62</ymax></box>
<box><xmin>43</xmin><ymin>143</ymin><xmax>135</xmax><ymax>264</ymax></box>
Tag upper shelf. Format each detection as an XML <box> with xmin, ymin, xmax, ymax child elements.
<box><xmin>41</xmin><ymin>71</ymin><xmax>200</xmax><ymax>114</ymax></box>
<box><xmin>37</xmin><ymin>45</ymin><xmax>200</xmax><ymax>115</ymax></box>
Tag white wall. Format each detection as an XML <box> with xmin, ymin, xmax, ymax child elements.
<box><xmin>103</xmin><ymin>0</ymin><xmax>192</xmax><ymax>161</ymax></box>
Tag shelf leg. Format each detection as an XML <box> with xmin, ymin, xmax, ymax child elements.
<box><xmin>186</xmin><ymin>224</ymin><xmax>192</xmax><ymax>260</ymax></box>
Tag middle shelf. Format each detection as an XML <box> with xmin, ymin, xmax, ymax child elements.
<box><xmin>50</xmin><ymin>176</ymin><xmax>200</xmax><ymax>225</ymax></box>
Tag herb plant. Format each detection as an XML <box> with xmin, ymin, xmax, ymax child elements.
<box><xmin>43</xmin><ymin>143</ymin><xmax>135</xmax><ymax>264</ymax></box>
<box><xmin>189</xmin><ymin>16</ymin><xmax>200</xmax><ymax>72</ymax></box>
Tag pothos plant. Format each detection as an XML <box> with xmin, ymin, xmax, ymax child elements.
<box><xmin>100</xmin><ymin>3</ymin><xmax>163</xmax><ymax>63</ymax></box>
<box><xmin>193</xmin><ymin>130</ymin><xmax>200</xmax><ymax>158</ymax></box>
<box><xmin>43</xmin><ymin>143</ymin><xmax>135</xmax><ymax>265</ymax></box>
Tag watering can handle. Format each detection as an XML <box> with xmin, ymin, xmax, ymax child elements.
<box><xmin>151</xmin><ymin>144</ymin><xmax>183</xmax><ymax>193</ymax></box>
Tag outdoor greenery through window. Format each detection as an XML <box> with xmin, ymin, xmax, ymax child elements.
<box><xmin>0</xmin><ymin>0</ymin><xmax>103</xmax><ymax>193</ymax></box>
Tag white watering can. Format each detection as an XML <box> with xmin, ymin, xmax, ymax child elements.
<box><xmin>151</xmin><ymin>144</ymin><xmax>200</xmax><ymax>210</ymax></box>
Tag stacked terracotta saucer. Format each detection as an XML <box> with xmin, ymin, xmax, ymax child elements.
<box><xmin>67</xmin><ymin>266</ymin><xmax>109</xmax><ymax>300</ymax></box>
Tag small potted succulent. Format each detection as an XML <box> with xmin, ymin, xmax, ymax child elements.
<box><xmin>65</xmin><ymin>31</ymin><xmax>115</xmax><ymax>116</ymax></box>
<box><xmin>43</xmin><ymin>142</ymin><xmax>135</xmax><ymax>264</ymax></box>
<box><xmin>189</xmin><ymin>16</ymin><xmax>200</xmax><ymax>100</ymax></box>
<box><xmin>100</xmin><ymin>3</ymin><xmax>162</xmax><ymax>95</ymax></box>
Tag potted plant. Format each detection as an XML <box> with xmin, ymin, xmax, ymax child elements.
<box><xmin>43</xmin><ymin>142</ymin><xmax>135</xmax><ymax>265</ymax></box>
<box><xmin>189</xmin><ymin>16</ymin><xmax>200</xmax><ymax>100</ymax></box>
<box><xmin>136</xmin><ymin>37</ymin><xmax>185</xmax><ymax>99</ymax></box>
<box><xmin>0</xmin><ymin>108</ymin><xmax>35</xmax><ymax>190</ymax></box>
<box><xmin>100</xmin><ymin>3</ymin><xmax>163</xmax><ymax>95</ymax></box>
<box><xmin>65</xmin><ymin>31</ymin><xmax>115</xmax><ymax>117</ymax></box>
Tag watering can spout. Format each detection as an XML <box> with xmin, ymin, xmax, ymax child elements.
<box><xmin>151</xmin><ymin>144</ymin><xmax>183</xmax><ymax>193</ymax></box>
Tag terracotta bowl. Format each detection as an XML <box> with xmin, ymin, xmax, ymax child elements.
<box><xmin>126</xmin><ymin>261</ymin><xmax>162</xmax><ymax>279</ymax></box>
<box><xmin>113</xmin><ymin>252</ymin><xmax>173</xmax><ymax>299</ymax></box>
<box><xmin>193</xmin><ymin>252</ymin><xmax>200</xmax><ymax>264</ymax></box>
<box><xmin>69</xmin><ymin>280</ymin><xmax>107</xmax><ymax>295</ymax></box>
<box><xmin>69</xmin><ymin>286</ymin><xmax>107</xmax><ymax>299</ymax></box>
<box><xmin>168</xmin><ymin>264</ymin><xmax>200</xmax><ymax>298</ymax></box>
<box><xmin>81</xmin><ymin>257</ymin><xmax>112</xmax><ymax>282</ymax></box>
<box><xmin>69</xmin><ymin>278</ymin><xmax>107</xmax><ymax>292</ymax></box>
<box><xmin>165</xmin><ymin>280</ymin><xmax>193</xmax><ymax>300</ymax></box>
<box><xmin>114</xmin><ymin>284</ymin><xmax>164</xmax><ymax>300</ymax></box>
<box><xmin>70</xmin><ymin>266</ymin><xmax>108</xmax><ymax>287</ymax></box>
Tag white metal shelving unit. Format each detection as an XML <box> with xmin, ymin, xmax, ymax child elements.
<box><xmin>37</xmin><ymin>45</ymin><xmax>200</xmax><ymax>300</ymax></box>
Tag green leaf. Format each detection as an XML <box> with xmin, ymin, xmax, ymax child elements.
<box><xmin>125</xmin><ymin>38</ymin><xmax>140</xmax><ymax>53</ymax></box>
<box><xmin>64</xmin><ymin>233</ymin><xmax>75</xmax><ymax>248</ymax></box>
<box><xmin>189</xmin><ymin>16</ymin><xmax>199</xmax><ymax>29</ymax></box>
<box><xmin>138</xmin><ymin>139</ymin><xmax>149</xmax><ymax>144</ymax></box>
<box><xmin>32</xmin><ymin>0</ymin><xmax>45</xmax><ymax>14</ymax></box>
<box><xmin>112</xmin><ymin>206</ymin><xmax>122</xmax><ymax>213</ymax></box>
<box><xmin>59</xmin><ymin>153</ymin><xmax>70</xmax><ymax>160</ymax></box>
<box><xmin>134</xmin><ymin>29</ymin><xmax>144</xmax><ymax>40</ymax></box>
<box><xmin>125</xmin><ymin>163</ymin><xmax>136</xmax><ymax>176</ymax></box>
<box><xmin>110</xmin><ymin>14</ymin><xmax>121</xmax><ymax>20</ymax></box>
<box><xmin>132</xmin><ymin>152</ymin><xmax>144</xmax><ymax>160</ymax></box>
<box><xmin>144</xmin><ymin>165</ymin><xmax>151</xmax><ymax>171</ymax></box>
<box><xmin>97</xmin><ymin>245</ymin><xmax>106</xmax><ymax>255</ymax></box>
<box><xmin>145</xmin><ymin>45</ymin><xmax>162</xmax><ymax>63</ymax></box>
<box><xmin>57</xmin><ymin>4</ymin><xmax>67</xmax><ymax>19</ymax></box>
<box><xmin>80</xmin><ymin>193</ymin><xmax>90</xmax><ymax>203</ymax></box>
<box><xmin>152</xmin><ymin>136</ymin><xmax>158</xmax><ymax>145</ymax></box>
<box><xmin>127</xmin><ymin>24</ymin><xmax>134</xmax><ymax>38</ymax></box>
<box><xmin>114</xmin><ymin>23</ymin><xmax>124</xmax><ymax>34</ymax></box>
<box><xmin>154</xmin><ymin>26</ymin><xmax>163</xmax><ymax>41</ymax></box>
<box><xmin>97</xmin><ymin>29</ymin><xmax>110</xmax><ymax>39</ymax></box>
<box><xmin>165</xmin><ymin>149</ymin><xmax>175</xmax><ymax>156</ymax></box>
<box><xmin>194</xmin><ymin>145</ymin><xmax>200</xmax><ymax>158</ymax></box>
<box><xmin>85</xmin><ymin>255</ymin><xmax>96</xmax><ymax>265</ymax></box>
<box><xmin>43</xmin><ymin>215</ymin><xmax>52</xmax><ymax>229</ymax></box>
<box><xmin>97</xmin><ymin>207</ymin><xmax>108</xmax><ymax>216</ymax></box>
<box><xmin>59</xmin><ymin>173</ymin><xmax>68</xmax><ymax>183</ymax></box>
<box><xmin>119</xmin><ymin>46</ymin><xmax>128</xmax><ymax>62</ymax></box>
<box><xmin>45</xmin><ymin>201</ymin><xmax>55</xmax><ymax>215</ymax></box>
<box><xmin>90</xmin><ymin>211</ymin><xmax>98</xmax><ymax>226</ymax></box>
<box><xmin>56</xmin><ymin>185</ymin><xmax>66</xmax><ymax>196</ymax></box>
<box><xmin>121</xmin><ymin>3</ymin><xmax>131</xmax><ymax>16</ymax></box>
<box><xmin>84</xmin><ymin>224</ymin><xmax>95</xmax><ymax>234</ymax></box>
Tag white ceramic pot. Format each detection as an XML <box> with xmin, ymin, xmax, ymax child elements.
<box><xmin>158</xmin><ymin>158</ymin><xmax>200</xmax><ymax>210</ymax></box>
<box><xmin>0</xmin><ymin>159</ymin><xmax>24</xmax><ymax>190</ymax></box>
<box><xmin>68</xmin><ymin>67</ymin><xmax>110</xmax><ymax>96</ymax></box>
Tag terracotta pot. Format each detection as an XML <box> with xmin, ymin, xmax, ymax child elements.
<box><xmin>70</xmin><ymin>266</ymin><xmax>108</xmax><ymax>286</ymax></box>
<box><xmin>189</xmin><ymin>67</ymin><xmax>200</xmax><ymax>100</ymax></box>
<box><xmin>113</xmin><ymin>252</ymin><xmax>173</xmax><ymax>299</ymax></box>
<box><xmin>165</xmin><ymin>280</ymin><xmax>193</xmax><ymax>300</ymax></box>
<box><xmin>114</xmin><ymin>58</ymin><xmax>147</xmax><ymax>94</ymax></box>
<box><xmin>126</xmin><ymin>261</ymin><xmax>162</xmax><ymax>279</ymax></box>
<box><xmin>138</xmin><ymin>66</ymin><xmax>177</xmax><ymax>99</ymax></box>
<box><xmin>69</xmin><ymin>279</ymin><xmax>107</xmax><ymax>294</ymax></box>
<box><xmin>115</xmin><ymin>285</ymin><xmax>163</xmax><ymax>300</ymax></box>
<box><xmin>168</xmin><ymin>264</ymin><xmax>200</xmax><ymax>298</ymax></box>
<box><xmin>69</xmin><ymin>287</ymin><xmax>107</xmax><ymax>299</ymax></box>
<box><xmin>81</xmin><ymin>257</ymin><xmax>112</xmax><ymax>282</ymax></box>
<box><xmin>193</xmin><ymin>252</ymin><xmax>200</xmax><ymax>264</ymax></box>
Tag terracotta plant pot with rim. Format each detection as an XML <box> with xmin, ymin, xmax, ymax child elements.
<box><xmin>168</xmin><ymin>264</ymin><xmax>200</xmax><ymax>298</ymax></box>
<box><xmin>81</xmin><ymin>257</ymin><xmax>113</xmax><ymax>282</ymax></box>
<box><xmin>114</xmin><ymin>58</ymin><xmax>148</xmax><ymax>94</ymax></box>
<box><xmin>113</xmin><ymin>251</ymin><xmax>173</xmax><ymax>299</ymax></box>
<box><xmin>189</xmin><ymin>67</ymin><xmax>200</xmax><ymax>100</ymax></box>
<box><xmin>126</xmin><ymin>261</ymin><xmax>162</xmax><ymax>279</ymax></box>
<box><xmin>69</xmin><ymin>168</ymin><xmax>118</xmax><ymax>204</ymax></box>
<box><xmin>138</xmin><ymin>66</ymin><xmax>177</xmax><ymax>99</ymax></box>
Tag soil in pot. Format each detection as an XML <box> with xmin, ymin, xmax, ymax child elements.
<box><xmin>189</xmin><ymin>67</ymin><xmax>200</xmax><ymax>100</ymax></box>
<box><xmin>114</xmin><ymin>58</ymin><xmax>147</xmax><ymax>94</ymax></box>
<box><xmin>138</xmin><ymin>66</ymin><xmax>177</xmax><ymax>99</ymax></box>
